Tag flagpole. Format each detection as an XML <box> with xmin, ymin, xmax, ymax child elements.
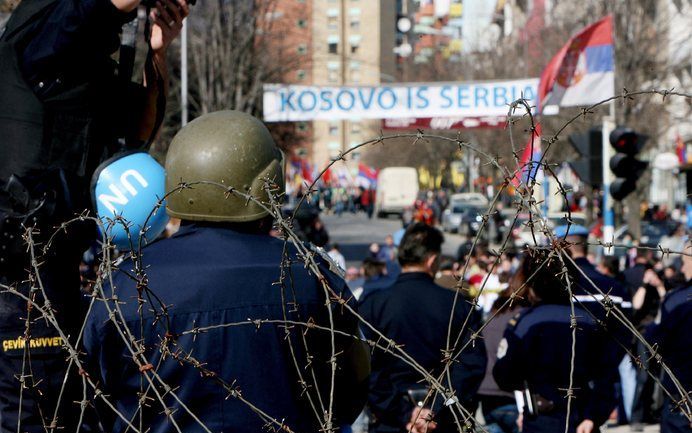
<box><xmin>602</xmin><ymin>15</ymin><xmax>617</xmax><ymax>255</ymax></box>
<box><xmin>602</xmin><ymin>100</ymin><xmax>616</xmax><ymax>256</ymax></box>
<box><xmin>181</xmin><ymin>17</ymin><xmax>188</xmax><ymax>127</ymax></box>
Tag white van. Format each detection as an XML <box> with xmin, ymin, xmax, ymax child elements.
<box><xmin>375</xmin><ymin>167</ymin><xmax>419</xmax><ymax>217</ymax></box>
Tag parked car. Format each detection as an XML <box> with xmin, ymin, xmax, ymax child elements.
<box><xmin>511</xmin><ymin>212</ymin><xmax>588</xmax><ymax>247</ymax></box>
<box><xmin>613</xmin><ymin>220</ymin><xmax>679</xmax><ymax>247</ymax></box>
<box><xmin>441</xmin><ymin>203</ymin><xmax>486</xmax><ymax>236</ymax></box>
<box><xmin>448</xmin><ymin>192</ymin><xmax>489</xmax><ymax>208</ymax></box>
<box><xmin>441</xmin><ymin>193</ymin><xmax>490</xmax><ymax>232</ymax></box>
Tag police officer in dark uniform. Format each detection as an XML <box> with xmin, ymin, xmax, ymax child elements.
<box><xmin>0</xmin><ymin>0</ymin><xmax>186</xmax><ymax>431</ymax></box>
<box><xmin>554</xmin><ymin>225</ymin><xmax>632</xmax><ymax>316</ymax></box>
<box><xmin>556</xmin><ymin>225</ymin><xmax>632</xmax><ymax>385</ymax></box>
<box><xmin>649</xmin><ymin>245</ymin><xmax>692</xmax><ymax>432</ymax></box>
<box><xmin>83</xmin><ymin>111</ymin><xmax>370</xmax><ymax>432</ymax></box>
<box><xmin>359</xmin><ymin>223</ymin><xmax>487</xmax><ymax>433</ymax></box>
<box><xmin>493</xmin><ymin>249</ymin><xmax>618</xmax><ymax>433</ymax></box>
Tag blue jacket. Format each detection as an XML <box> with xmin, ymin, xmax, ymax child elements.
<box><xmin>359</xmin><ymin>272</ymin><xmax>487</xmax><ymax>432</ymax></box>
<box><xmin>83</xmin><ymin>224</ymin><xmax>367</xmax><ymax>433</ymax></box>
<box><xmin>493</xmin><ymin>303</ymin><xmax>618</xmax><ymax>433</ymax></box>
<box><xmin>14</xmin><ymin>0</ymin><xmax>131</xmax><ymax>95</ymax></box>
<box><xmin>359</xmin><ymin>274</ymin><xmax>396</xmax><ymax>302</ymax></box>
<box><xmin>650</xmin><ymin>285</ymin><xmax>691</xmax><ymax>402</ymax></box>
<box><xmin>572</xmin><ymin>257</ymin><xmax>632</xmax><ymax>314</ymax></box>
<box><xmin>572</xmin><ymin>257</ymin><xmax>633</xmax><ymax>362</ymax></box>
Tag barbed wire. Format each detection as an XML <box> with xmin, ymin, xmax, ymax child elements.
<box><xmin>0</xmin><ymin>88</ymin><xmax>690</xmax><ymax>433</ymax></box>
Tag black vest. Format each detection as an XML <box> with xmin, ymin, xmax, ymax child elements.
<box><xmin>0</xmin><ymin>0</ymin><xmax>124</xmax><ymax>275</ymax></box>
<box><xmin>0</xmin><ymin>0</ymin><xmax>123</xmax><ymax>209</ymax></box>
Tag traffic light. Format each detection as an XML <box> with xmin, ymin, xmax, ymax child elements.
<box><xmin>609</xmin><ymin>127</ymin><xmax>648</xmax><ymax>201</ymax></box>
<box><xmin>568</xmin><ymin>127</ymin><xmax>603</xmax><ymax>186</ymax></box>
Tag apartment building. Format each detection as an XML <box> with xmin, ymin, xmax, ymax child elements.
<box><xmin>265</xmin><ymin>0</ymin><xmax>315</xmax><ymax>157</ymax></box>
<box><xmin>310</xmin><ymin>0</ymin><xmax>397</xmax><ymax>169</ymax></box>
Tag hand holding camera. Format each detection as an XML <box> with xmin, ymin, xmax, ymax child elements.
<box><xmin>148</xmin><ymin>0</ymin><xmax>190</xmax><ymax>53</ymax></box>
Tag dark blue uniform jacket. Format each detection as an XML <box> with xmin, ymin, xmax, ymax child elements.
<box><xmin>573</xmin><ymin>257</ymin><xmax>632</xmax><ymax>315</ymax></box>
<box><xmin>359</xmin><ymin>272</ymin><xmax>487</xmax><ymax>432</ymax></box>
<box><xmin>493</xmin><ymin>303</ymin><xmax>618</xmax><ymax>433</ymax></box>
<box><xmin>10</xmin><ymin>0</ymin><xmax>131</xmax><ymax>95</ymax></box>
<box><xmin>650</xmin><ymin>285</ymin><xmax>692</xmax><ymax>402</ymax></box>
<box><xmin>573</xmin><ymin>257</ymin><xmax>633</xmax><ymax>362</ymax></box>
<box><xmin>83</xmin><ymin>224</ymin><xmax>366</xmax><ymax>433</ymax></box>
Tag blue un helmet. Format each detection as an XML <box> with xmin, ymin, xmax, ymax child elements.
<box><xmin>92</xmin><ymin>152</ymin><xmax>168</xmax><ymax>250</ymax></box>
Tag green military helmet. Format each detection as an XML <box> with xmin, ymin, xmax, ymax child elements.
<box><xmin>165</xmin><ymin>110</ymin><xmax>285</xmax><ymax>222</ymax></box>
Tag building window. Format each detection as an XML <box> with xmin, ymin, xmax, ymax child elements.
<box><xmin>349</xmin><ymin>7</ymin><xmax>361</xmax><ymax>15</ymax></box>
<box><xmin>296</xmin><ymin>69</ymin><xmax>306</xmax><ymax>81</ymax></box>
<box><xmin>328</xmin><ymin>35</ymin><xmax>340</xmax><ymax>54</ymax></box>
<box><xmin>349</xmin><ymin>35</ymin><xmax>361</xmax><ymax>54</ymax></box>
<box><xmin>297</xmin><ymin>19</ymin><xmax>307</xmax><ymax>28</ymax></box>
<box><xmin>297</xmin><ymin>43</ymin><xmax>308</xmax><ymax>55</ymax></box>
<box><xmin>328</xmin><ymin>70</ymin><xmax>339</xmax><ymax>82</ymax></box>
<box><xmin>329</xmin><ymin>124</ymin><xmax>339</xmax><ymax>136</ymax></box>
<box><xmin>349</xmin><ymin>60</ymin><xmax>360</xmax><ymax>70</ymax></box>
<box><xmin>327</xmin><ymin>8</ymin><xmax>339</xmax><ymax>17</ymax></box>
<box><xmin>351</xmin><ymin>123</ymin><xmax>361</xmax><ymax>135</ymax></box>
<box><xmin>350</xmin><ymin>19</ymin><xmax>360</xmax><ymax>30</ymax></box>
<box><xmin>328</xmin><ymin>16</ymin><xmax>338</xmax><ymax>30</ymax></box>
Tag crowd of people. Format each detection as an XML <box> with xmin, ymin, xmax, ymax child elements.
<box><xmin>0</xmin><ymin>1</ymin><xmax>689</xmax><ymax>432</ymax></box>
<box><xmin>338</xmin><ymin>217</ymin><xmax>691</xmax><ymax>433</ymax></box>
<box><xmin>290</xmin><ymin>186</ymin><xmax>378</xmax><ymax>218</ymax></box>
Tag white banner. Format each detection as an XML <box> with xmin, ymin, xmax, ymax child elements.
<box><xmin>263</xmin><ymin>78</ymin><xmax>539</xmax><ymax>122</ymax></box>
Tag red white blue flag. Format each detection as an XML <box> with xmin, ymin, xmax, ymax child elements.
<box><xmin>512</xmin><ymin>123</ymin><xmax>542</xmax><ymax>187</ymax></box>
<box><xmin>357</xmin><ymin>163</ymin><xmax>379</xmax><ymax>189</ymax></box>
<box><xmin>538</xmin><ymin>16</ymin><xmax>614</xmax><ymax>113</ymax></box>
<box><xmin>676</xmin><ymin>134</ymin><xmax>686</xmax><ymax>164</ymax></box>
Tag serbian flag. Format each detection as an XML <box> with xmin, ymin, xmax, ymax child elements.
<box><xmin>539</xmin><ymin>16</ymin><xmax>614</xmax><ymax>113</ymax></box>
<box><xmin>676</xmin><ymin>134</ymin><xmax>686</xmax><ymax>164</ymax></box>
<box><xmin>512</xmin><ymin>123</ymin><xmax>542</xmax><ymax>187</ymax></box>
<box><xmin>335</xmin><ymin>166</ymin><xmax>354</xmax><ymax>187</ymax></box>
<box><xmin>300</xmin><ymin>160</ymin><xmax>314</xmax><ymax>184</ymax></box>
<box><xmin>321</xmin><ymin>167</ymin><xmax>333</xmax><ymax>185</ymax></box>
<box><xmin>357</xmin><ymin>163</ymin><xmax>379</xmax><ymax>189</ymax></box>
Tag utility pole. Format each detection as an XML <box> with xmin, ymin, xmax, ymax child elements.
<box><xmin>340</xmin><ymin>0</ymin><xmax>348</xmax><ymax>162</ymax></box>
<box><xmin>181</xmin><ymin>17</ymin><xmax>188</xmax><ymax>127</ymax></box>
<box><xmin>401</xmin><ymin>0</ymin><xmax>409</xmax><ymax>82</ymax></box>
<box><xmin>602</xmin><ymin>116</ymin><xmax>615</xmax><ymax>255</ymax></box>
<box><xmin>467</xmin><ymin>149</ymin><xmax>474</xmax><ymax>193</ymax></box>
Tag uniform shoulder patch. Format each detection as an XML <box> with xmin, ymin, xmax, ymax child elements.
<box><xmin>506</xmin><ymin>310</ymin><xmax>524</xmax><ymax>328</ymax></box>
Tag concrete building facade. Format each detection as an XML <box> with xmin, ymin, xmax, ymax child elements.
<box><xmin>310</xmin><ymin>0</ymin><xmax>398</xmax><ymax>169</ymax></box>
<box><xmin>265</xmin><ymin>0</ymin><xmax>315</xmax><ymax>157</ymax></box>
